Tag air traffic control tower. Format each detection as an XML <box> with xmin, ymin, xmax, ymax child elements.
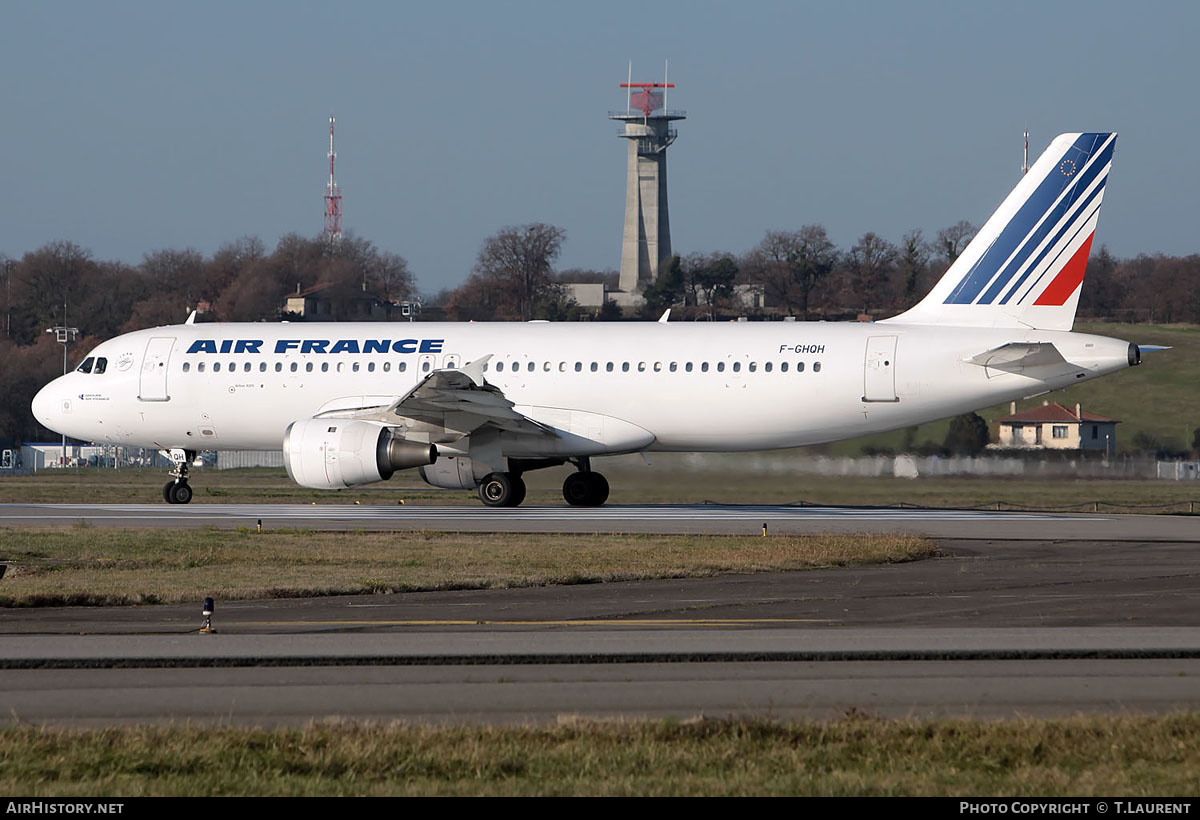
<box><xmin>610</xmin><ymin>73</ymin><xmax>686</xmax><ymax>297</ymax></box>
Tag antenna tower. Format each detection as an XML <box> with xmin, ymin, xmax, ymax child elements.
<box><xmin>324</xmin><ymin>115</ymin><xmax>343</xmax><ymax>240</ymax></box>
<box><xmin>1021</xmin><ymin>128</ymin><xmax>1029</xmax><ymax>176</ymax></box>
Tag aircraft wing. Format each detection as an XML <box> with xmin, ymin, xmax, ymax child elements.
<box><xmin>313</xmin><ymin>355</ymin><xmax>554</xmax><ymax>439</ymax></box>
<box><xmin>964</xmin><ymin>342</ymin><xmax>1078</xmax><ymax>377</ymax></box>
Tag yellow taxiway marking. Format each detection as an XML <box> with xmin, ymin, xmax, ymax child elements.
<box><xmin>243</xmin><ymin>618</ymin><xmax>831</xmax><ymax>627</ymax></box>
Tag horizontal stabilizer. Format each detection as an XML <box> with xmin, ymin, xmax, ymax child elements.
<box><xmin>964</xmin><ymin>342</ymin><xmax>1079</xmax><ymax>377</ymax></box>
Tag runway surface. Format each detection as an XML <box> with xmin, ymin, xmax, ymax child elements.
<box><xmin>4</xmin><ymin>536</ymin><xmax>1200</xmax><ymax>725</ymax></box>
<box><xmin>2</xmin><ymin>501</ymin><xmax>1198</xmax><ymax>539</ymax></box>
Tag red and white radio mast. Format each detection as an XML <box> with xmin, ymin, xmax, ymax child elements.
<box><xmin>324</xmin><ymin>115</ymin><xmax>343</xmax><ymax>241</ymax></box>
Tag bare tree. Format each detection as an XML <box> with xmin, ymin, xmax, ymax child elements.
<box><xmin>936</xmin><ymin>220</ymin><xmax>977</xmax><ymax>264</ymax></box>
<box><xmin>897</xmin><ymin>229</ymin><xmax>930</xmax><ymax>308</ymax></box>
<box><xmin>842</xmin><ymin>232</ymin><xmax>898</xmax><ymax>312</ymax></box>
<box><xmin>472</xmin><ymin>223</ymin><xmax>566</xmax><ymax>321</ymax></box>
<box><xmin>747</xmin><ymin>226</ymin><xmax>838</xmax><ymax>318</ymax></box>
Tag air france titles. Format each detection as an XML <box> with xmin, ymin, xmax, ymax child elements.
<box><xmin>185</xmin><ymin>339</ymin><xmax>445</xmax><ymax>355</ymax></box>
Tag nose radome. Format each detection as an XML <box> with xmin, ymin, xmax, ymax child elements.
<box><xmin>31</xmin><ymin>381</ymin><xmax>57</xmax><ymax>427</ymax></box>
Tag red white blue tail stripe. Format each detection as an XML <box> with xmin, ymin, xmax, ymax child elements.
<box><xmin>887</xmin><ymin>132</ymin><xmax>1116</xmax><ymax>331</ymax></box>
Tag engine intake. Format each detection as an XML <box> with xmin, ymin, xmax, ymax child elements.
<box><xmin>283</xmin><ymin>419</ymin><xmax>436</xmax><ymax>489</ymax></box>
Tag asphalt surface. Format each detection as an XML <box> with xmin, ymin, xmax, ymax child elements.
<box><xmin>3</xmin><ymin>529</ymin><xmax>1200</xmax><ymax>725</ymax></box>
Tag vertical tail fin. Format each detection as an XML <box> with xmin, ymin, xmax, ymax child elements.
<box><xmin>888</xmin><ymin>132</ymin><xmax>1116</xmax><ymax>331</ymax></box>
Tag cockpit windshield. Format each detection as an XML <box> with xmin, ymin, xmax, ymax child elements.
<box><xmin>75</xmin><ymin>355</ymin><xmax>107</xmax><ymax>374</ymax></box>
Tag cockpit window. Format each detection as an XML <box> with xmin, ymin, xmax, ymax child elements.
<box><xmin>93</xmin><ymin>357</ymin><xmax>107</xmax><ymax>374</ymax></box>
<box><xmin>76</xmin><ymin>357</ymin><xmax>94</xmax><ymax>374</ymax></box>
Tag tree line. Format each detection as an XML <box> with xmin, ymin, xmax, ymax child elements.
<box><xmin>0</xmin><ymin>233</ymin><xmax>414</xmax><ymax>444</ymax></box>
<box><xmin>3</xmin><ymin>220</ymin><xmax>1200</xmax><ymax>444</ymax></box>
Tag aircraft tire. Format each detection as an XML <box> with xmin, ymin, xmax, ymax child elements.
<box><xmin>478</xmin><ymin>472</ymin><xmax>521</xmax><ymax>507</ymax></box>
<box><xmin>162</xmin><ymin>481</ymin><xmax>176</xmax><ymax>504</ymax></box>
<box><xmin>587</xmin><ymin>472</ymin><xmax>609</xmax><ymax>506</ymax></box>
<box><xmin>509</xmin><ymin>475</ymin><xmax>527</xmax><ymax>507</ymax></box>
<box><xmin>169</xmin><ymin>481</ymin><xmax>193</xmax><ymax>505</ymax></box>
<box><xmin>563</xmin><ymin>471</ymin><xmax>608</xmax><ymax>507</ymax></box>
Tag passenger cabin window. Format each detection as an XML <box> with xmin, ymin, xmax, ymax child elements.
<box><xmin>290</xmin><ymin>363</ymin><xmax>298</xmax><ymax>372</ymax></box>
<box><xmin>76</xmin><ymin>357</ymin><xmax>94</xmax><ymax>374</ymax></box>
<box><xmin>321</xmin><ymin>363</ymin><xmax>329</xmax><ymax>372</ymax></box>
<box><xmin>198</xmin><ymin>362</ymin><xmax>206</xmax><ymax>372</ymax></box>
<box><xmin>275</xmin><ymin>363</ymin><xmax>282</xmax><ymax>372</ymax></box>
<box><xmin>182</xmin><ymin>362</ymin><xmax>190</xmax><ymax>373</ymax></box>
<box><xmin>305</xmin><ymin>363</ymin><xmax>313</xmax><ymax>372</ymax></box>
<box><xmin>213</xmin><ymin>363</ymin><xmax>221</xmax><ymax>372</ymax></box>
<box><xmin>244</xmin><ymin>362</ymin><xmax>251</xmax><ymax>372</ymax></box>
<box><xmin>813</xmin><ymin>362</ymin><xmax>822</xmax><ymax>373</ymax></box>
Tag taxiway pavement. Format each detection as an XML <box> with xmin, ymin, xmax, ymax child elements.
<box><xmin>3</xmin><ymin>535</ymin><xmax>1200</xmax><ymax>725</ymax></box>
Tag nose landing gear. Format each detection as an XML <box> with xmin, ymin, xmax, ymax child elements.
<box><xmin>162</xmin><ymin>449</ymin><xmax>196</xmax><ymax>504</ymax></box>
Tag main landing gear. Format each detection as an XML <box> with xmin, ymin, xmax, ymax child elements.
<box><xmin>475</xmin><ymin>458</ymin><xmax>609</xmax><ymax>508</ymax></box>
<box><xmin>162</xmin><ymin>450</ymin><xmax>196</xmax><ymax>505</ymax></box>
<box><xmin>477</xmin><ymin>471</ymin><xmax>527</xmax><ymax>508</ymax></box>
<box><xmin>562</xmin><ymin>468</ymin><xmax>608</xmax><ymax>507</ymax></box>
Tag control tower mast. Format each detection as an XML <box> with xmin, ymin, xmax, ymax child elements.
<box><xmin>609</xmin><ymin>63</ymin><xmax>686</xmax><ymax>296</ymax></box>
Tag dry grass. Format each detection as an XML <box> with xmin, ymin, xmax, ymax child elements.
<box><xmin>2</xmin><ymin>464</ymin><xmax>1199</xmax><ymax>509</ymax></box>
<box><xmin>0</xmin><ymin>527</ymin><xmax>935</xmax><ymax>607</ymax></box>
<box><xmin>2</xmin><ymin>714</ymin><xmax>1199</xmax><ymax>796</ymax></box>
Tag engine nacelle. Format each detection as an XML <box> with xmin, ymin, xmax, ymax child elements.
<box><xmin>419</xmin><ymin>456</ymin><xmax>480</xmax><ymax>490</ymax></box>
<box><xmin>283</xmin><ymin>419</ymin><xmax>436</xmax><ymax>489</ymax></box>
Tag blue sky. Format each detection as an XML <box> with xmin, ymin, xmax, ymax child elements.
<box><xmin>2</xmin><ymin>1</ymin><xmax>1196</xmax><ymax>294</ymax></box>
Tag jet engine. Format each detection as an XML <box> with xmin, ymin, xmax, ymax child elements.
<box><xmin>419</xmin><ymin>456</ymin><xmax>480</xmax><ymax>490</ymax></box>
<box><xmin>283</xmin><ymin>419</ymin><xmax>436</xmax><ymax>489</ymax></box>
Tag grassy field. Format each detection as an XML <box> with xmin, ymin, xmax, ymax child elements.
<box><xmin>0</xmin><ymin>527</ymin><xmax>935</xmax><ymax>607</ymax></box>
<box><xmin>2</xmin><ymin>463</ymin><xmax>1199</xmax><ymax>510</ymax></box>
<box><xmin>3</xmin><ymin>714</ymin><xmax>1199</xmax><ymax>796</ymax></box>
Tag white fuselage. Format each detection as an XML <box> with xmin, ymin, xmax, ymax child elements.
<box><xmin>33</xmin><ymin>320</ymin><xmax>1133</xmax><ymax>457</ymax></box>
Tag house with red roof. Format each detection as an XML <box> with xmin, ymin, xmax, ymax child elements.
<box><xmin>992</xmin><ymin>401</ymin><xmax>1119</xmax><ymax>454</ymax></box>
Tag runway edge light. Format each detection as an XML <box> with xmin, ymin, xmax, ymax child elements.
<box><xmin>200</xmin><ymin>597</ymin><xmax>215</xmax><ymax>634</ymax></box>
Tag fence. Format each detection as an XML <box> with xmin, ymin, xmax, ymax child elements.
<box><xmin>642</xmin><ymin>452</ymin><xmax>1200</xmax><ymax>480</ymax></box>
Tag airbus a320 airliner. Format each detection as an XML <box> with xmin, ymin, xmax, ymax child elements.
<box><xmin>32</xmin><ymin>132</ymin><xmax>1138</xmax><ymax>507</ymax></box>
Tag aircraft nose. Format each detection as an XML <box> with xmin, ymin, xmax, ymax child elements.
<box><xmin>31</xmin><ymin>381</ymin><xmax>59</xmax><ymax>428</ymax></box>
